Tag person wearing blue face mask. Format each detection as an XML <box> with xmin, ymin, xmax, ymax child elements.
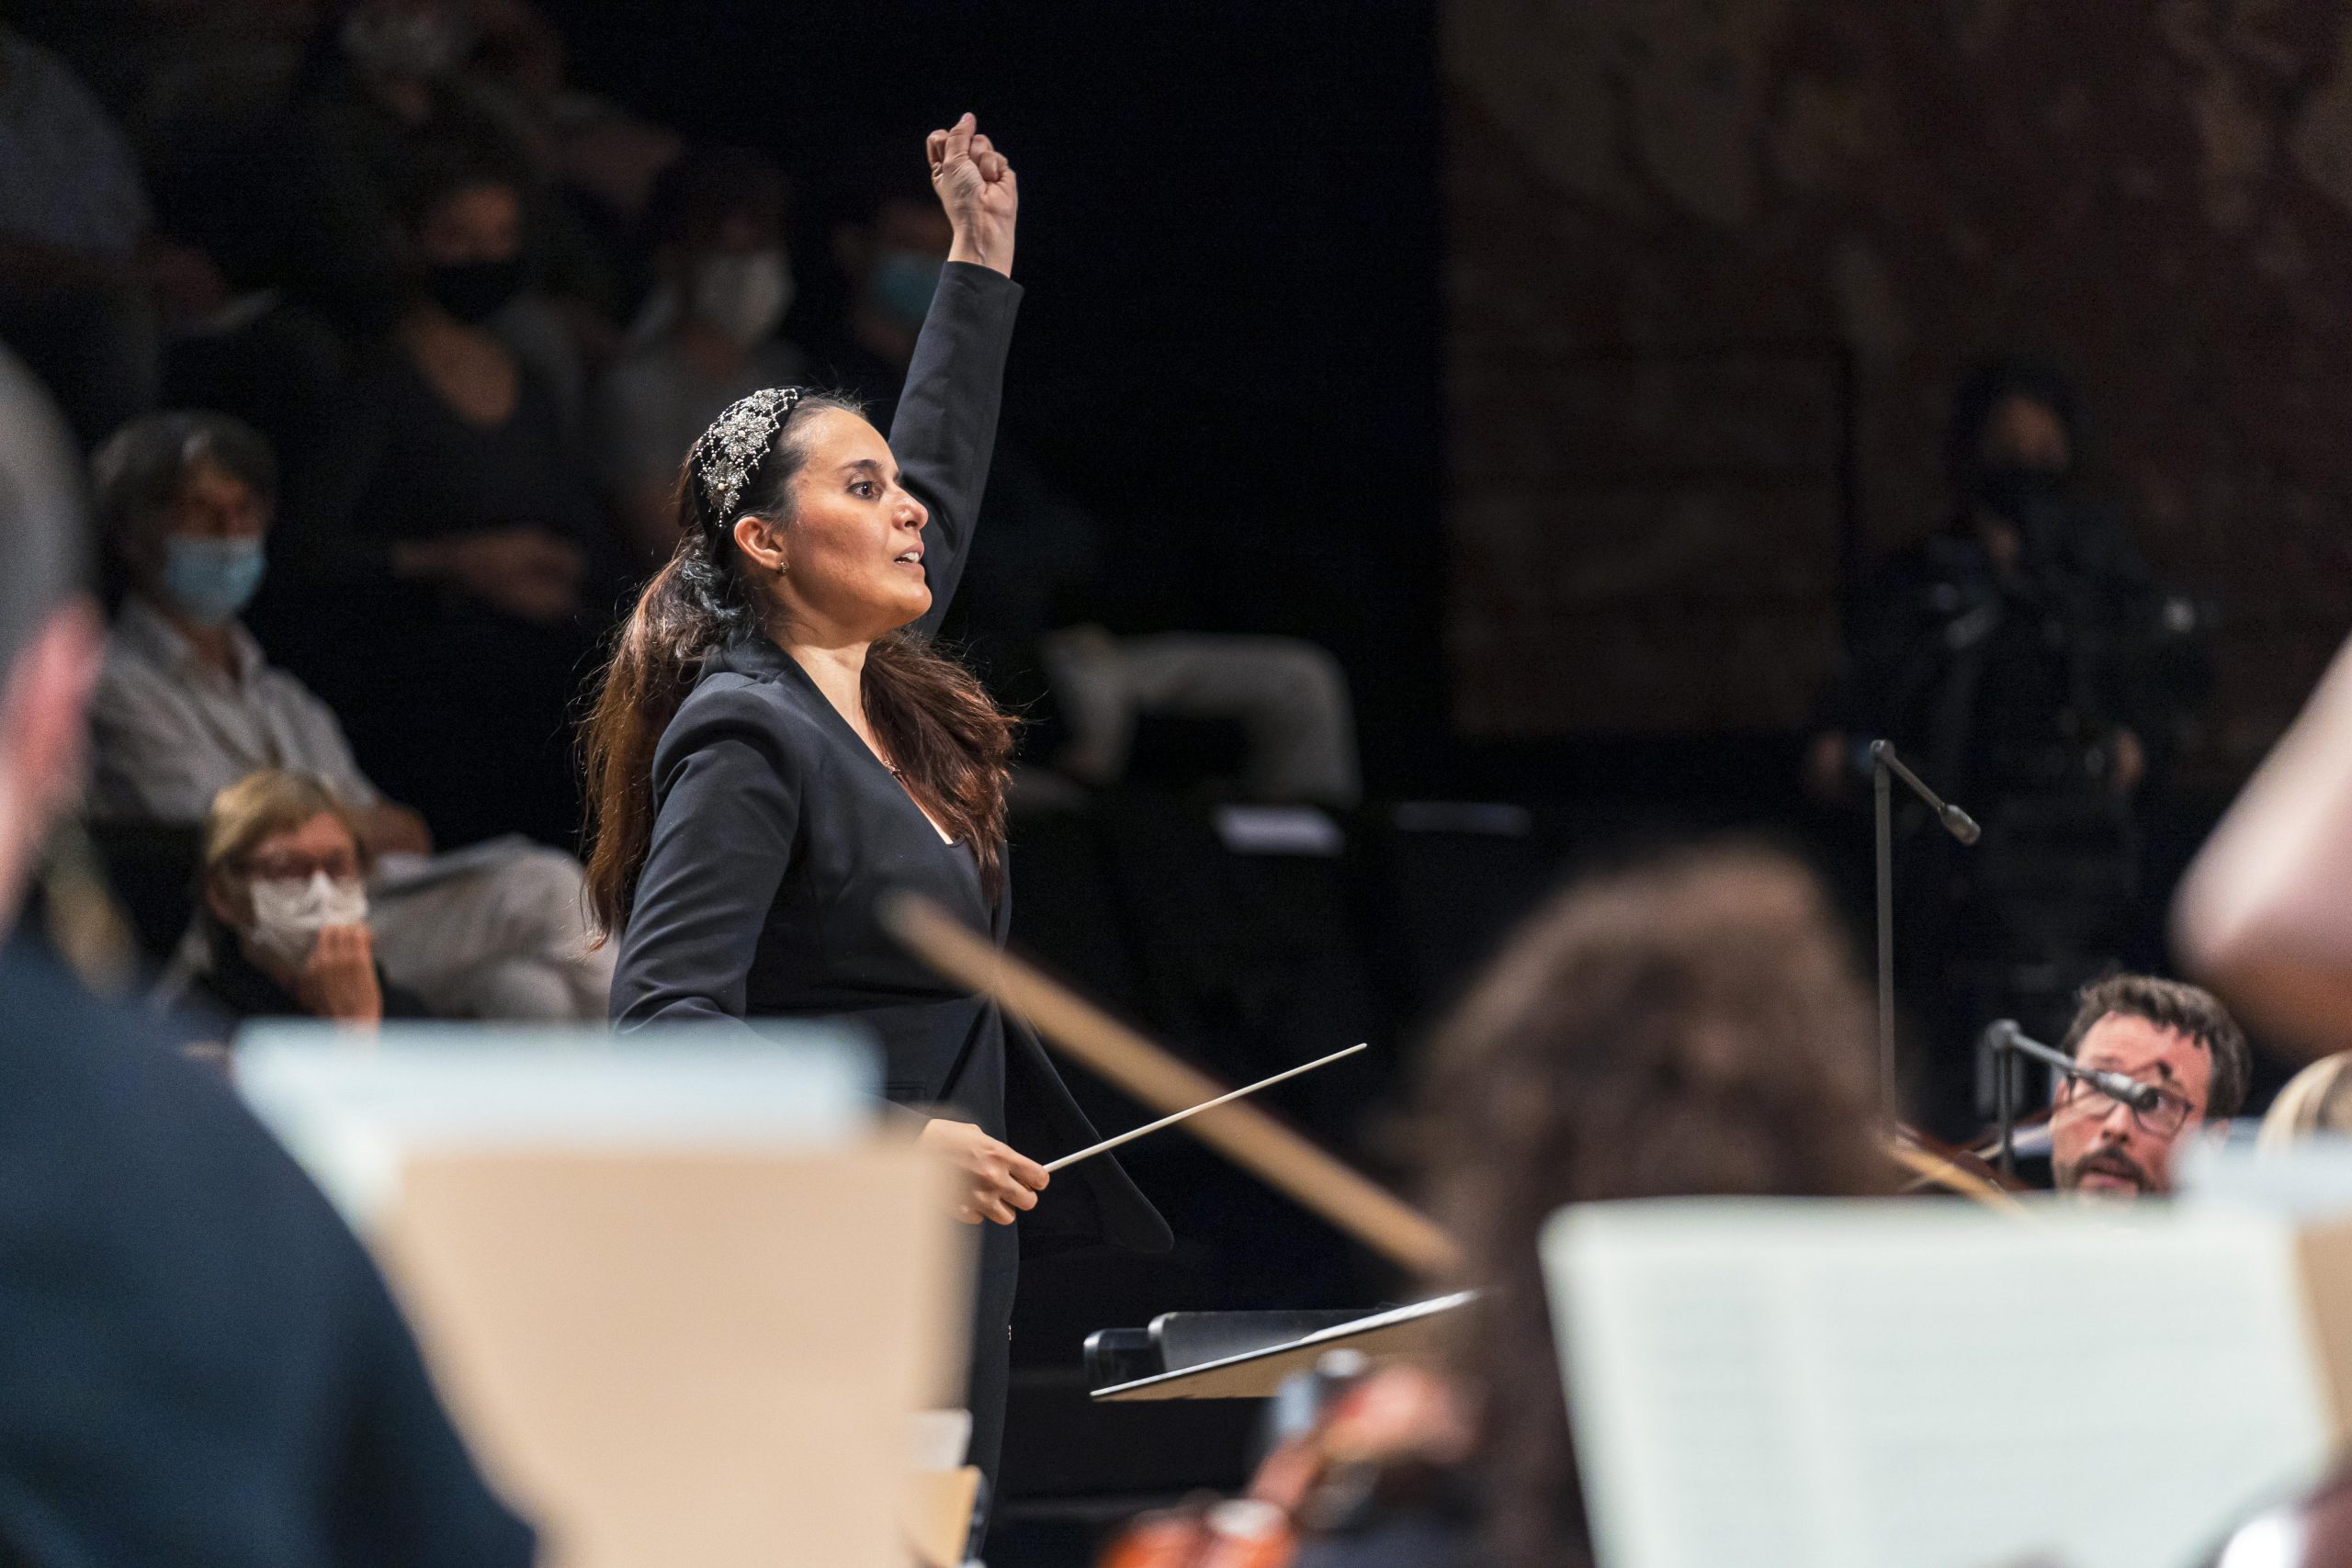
<box><xmin>158</xmin><ymin>513</ymin><xmax>268</xmax><ymax>627</ymax></box>
<box><xmin>89</xmin><ymin>411</ymin><xmax>422</xmax><ymax>854</ymax></box>
<box><xmin>86</xmin><ymin>409</ymin><xmax>617</xmax><ymax>1023</ymax></box>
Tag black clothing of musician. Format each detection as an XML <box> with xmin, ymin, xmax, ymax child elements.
<box><xmin>1812</xmin><ymin>358</ymin><xmax>2211</xmax><ymax>1133</ymax></box>
<box><xmin>0</xmin><ymin>939</ymin><xmax>536</xmax><ymax>1565</ymax></box>
<box><xmin>605</xmin><ymin>130</ymin><xmax>1170</xmax><ymax>1494</ymax></box>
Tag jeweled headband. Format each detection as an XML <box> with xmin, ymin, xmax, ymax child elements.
<box><xmin>691</xmin><ymin>386</ymin><xmax>803</xmax><ymax>522</ymax></box>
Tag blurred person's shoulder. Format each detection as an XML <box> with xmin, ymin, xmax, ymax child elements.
<box><xmin>0</xmin><ymin>937</ymin><xmax>538</xmax><ymax>1567</ymax></box>
<box><xmin>0</xmin><ymin>936</ymin><xmax>251</xmax><ymax>1136</ymax></box>
<box><xmin>0</xmin><ymin>935</ymin><xmax>379</xmax><ymax>1345</ymax></box>
<box><xmin>0</xmin><ymin>936</ymin><xmax>345</xmax><ymax>1246</ymax></box>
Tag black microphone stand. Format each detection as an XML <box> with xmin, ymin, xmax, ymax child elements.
<box><xmin>1871</xmin><ymin>740</ymin><xmax>1981</xmax><ymax>1113</ymax></box>
<box><xmin>1983</xmin><ymin>1019</ymin><xmax>2164</xmax><ymax>1179</ymax></box>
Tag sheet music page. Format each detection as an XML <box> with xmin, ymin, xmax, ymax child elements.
<box><xmin>234</xmin><ymin>1021</ymin><xmax>876</xmax><ymax>1226</ymax></box>
<box><xmin>1544</xmin><ymin>1201</ymin><xmax>2332</xmax><ymax>1568</ymax></box>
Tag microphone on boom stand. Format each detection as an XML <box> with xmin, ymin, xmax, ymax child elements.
<box><xmin>1982</xmin><ymin>1019</ymin><xmax>2160</xmax><ymax>1179</ymax></box>
<box><xmin>1871</xmin><ymin>740</ymin><xmax>1981</xmax><ymax>1116</ymax></box>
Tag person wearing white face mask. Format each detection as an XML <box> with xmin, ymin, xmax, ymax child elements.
<box><xmin>87</xmin><ymin>410</ymin><xmax>617</xmax><ymax>1023</ymax></box>
<box><xmin>594</xmin><ymin>146</ymin><xmax>808</xmax><ymax>561</ymax></box>
<box><xmin>177</xmin><ymin>769</ymin><xmax>432</xmax><ymax>1028</ymax></box>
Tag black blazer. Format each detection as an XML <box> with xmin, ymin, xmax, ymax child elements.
<box><xmin>0</xmin><ymin>941</ymin><xmax>533</xmax><ymax>1566</ymax></box>
<box><xmin>610</xmin><ymin>262</ymin><xmax>1169</xmax><ymax>1257</ymax></box>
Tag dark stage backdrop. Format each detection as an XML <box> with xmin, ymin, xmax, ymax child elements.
<box><xmin>544</xmin><ymin>0</ymin><xmax>1448</xmax><ymax>784</ymax></box>
<box><xmin>1446</xmin><ymin>0</ymin><xmax>2352</xmax><ymax>778</ymax></box>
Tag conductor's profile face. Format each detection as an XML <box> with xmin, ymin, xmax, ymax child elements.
<box><xmin>2050</xmin><ymin>1014</ymin><xmax>2212</xmax><ymax>1200</ymax></box>
<box><xmin>751</xmin><ymin>407</ymin><xmax>933</xmax><ymax>640</ymax></box>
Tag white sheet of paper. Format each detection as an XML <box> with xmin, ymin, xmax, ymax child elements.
<box><xmin>1543</xmin><ymin>1200</ymin><xmax>2333</xmax><ymax>1568</ymax></box>
<box><xmin>233</xmin><ymin>1021</ymin><xmax>876</xmax><ymax>1226</ymax></box>
<box><xmin>2181</xmin><ymin>1127</ymin><xmax>2352</xmax><ymax>1223</ymax></box>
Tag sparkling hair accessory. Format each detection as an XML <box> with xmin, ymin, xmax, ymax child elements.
<box><xmin>691</xmin><ymin>386</ymin><xmax>804</xmax><ymax>522</ymax></box>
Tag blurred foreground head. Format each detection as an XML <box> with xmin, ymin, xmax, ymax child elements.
<box><xmin>0</xmin><ymin>349</ymin><xmax>99</xmax><ymax>940</ymax></box>
<box><xmin>1419</xmin><ymin>843</ymin><xmax>1888</xmax><ymax>1568</ymax></box>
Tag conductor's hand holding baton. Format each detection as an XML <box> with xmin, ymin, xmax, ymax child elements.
<box><xmin>920</xmin><ymin>1117</ymin><xmax>1049</xmax><ymax>1226</ymax></box>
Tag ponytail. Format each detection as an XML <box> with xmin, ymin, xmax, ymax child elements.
<box><xmin>580</xmin><ymin>391</ymin><xmax>1017</xmax><ymax>938</ymax></box>
<box><xmin>579</xmin><ymin>489</ymin><xmax>751</xmax><ymax>936</ymax></box>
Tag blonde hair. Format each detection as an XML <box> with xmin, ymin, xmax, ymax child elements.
<box><xmin>2257</xmin><ymin>1053</ymin><xmax>2352</xmax><ymax>1153</ymax></box>
<box><xmin>201</xmin><ymin>770</ymin><xmax>369</xmax><ymax>905</ymax></box>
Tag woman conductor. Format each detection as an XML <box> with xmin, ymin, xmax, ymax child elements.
<box><xmin>582</xmin><ymin>115</ymin><xmax>1170</xmax><ymax>1490</ymax></box>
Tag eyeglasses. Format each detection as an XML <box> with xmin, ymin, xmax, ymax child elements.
<box><xmin>243</xmin><ymin>852</ymin><xmax>361</xmax><ymax>884</ymax></box>
<box><xmin>2055</xmin><ymin>1073</ymin><xmax>2196</xmax><ymax>1138</ymax></box>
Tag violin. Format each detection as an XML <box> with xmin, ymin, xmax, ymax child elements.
<box><xmin>1095</xmin><ymin>1358</ymin><xmax>1476</xmax><ymax>1568</ymax></box>
<box><xmin>1096</xmin><ymin>1498</ymin><xmax>1295</xmax><ymax>1568</ymax></box>
<box><xmin>1888</xmin><ymin>1122</ymin><xmax>2034</xmax><ymax>1209</ymax></box>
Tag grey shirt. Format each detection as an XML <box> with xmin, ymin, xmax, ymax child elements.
<box><xmin>88</xmin><ymin>595</ymin><xmax>380</xmax><ymax>821</ymax></box>
<box><xmin>591</xmin><ymin>333</ymin><xmax>808</xmax><ymax>496</ymax></box>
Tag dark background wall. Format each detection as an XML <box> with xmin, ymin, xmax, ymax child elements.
<box><xmin>1446</xmin><ymin>0</ymin><xmax>2352</xmax><ymax>779</ymax></box>
<box><xmin>544</xmin><ymin>0</ymin><xmax>1451</xmax><ymax>784</ymax></box>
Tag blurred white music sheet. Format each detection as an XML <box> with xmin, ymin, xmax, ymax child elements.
<box><xmin>231</xmin><ymin>1021</ymin><xmax>950</xmax><ymax>1568</ymax></box>
<box><xmin>233</xmin><ymin>1021</ymin><xmax>876</xmax><ymax>1227</ymax></box>
<box><xmin>1543</xmin><ymin>1201</ymin><xmax>2334</xmax><ymax>1568</ymax></box>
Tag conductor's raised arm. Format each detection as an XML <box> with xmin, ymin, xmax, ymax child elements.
<box><xmin>894</xmin><ymin>112</ymin><xmax>1022</xmax><ymax>637</ymax></box>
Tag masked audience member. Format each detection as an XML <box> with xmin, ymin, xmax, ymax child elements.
<box><xmin>281</xmin><ymin>0</ymin><xmax>605</xmax><ymax>360</ymax></box>
<box><xmin>89</xmin><ymin>410</ymin><xmax>615</xmax><ymax>1020</ymax></box>
<box><xmin>2048</xmin><ymin>974</ymin><xmax>2248</xmax><ymax>1199</ymax></box>
<box><xmin>266</xmin><ymin>146</ymin><xmax>622</xmax><ymax>852</ymax></box>
<box><xmin>594</xmin><ymin>146</ymin><xmax>805</xmax><ymax>560</ymax></box>
<box><xmin>825</xmin><ymin>180</ymin><xmax>1363</xmax><ymax>808</ymax></box>
<box><xmin>170</xmin><ymin>769</ymin><xmax>429</xmax><ymax>1029</ymax></box>
<box><xmin>0</xmin><ymin>346</ymin><xmax>534</xmax><ymax>1566</ymax></box>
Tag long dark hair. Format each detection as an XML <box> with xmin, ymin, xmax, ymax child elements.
<box><xmin>1417</xmin><ymin>844</ymin><xmax>1891</xmax><ymax>1568</ymax></box>
<box><xmin>580</xmin><ymin>391</ymin><xmax>1016</xmax><ymax>935</ymax></box>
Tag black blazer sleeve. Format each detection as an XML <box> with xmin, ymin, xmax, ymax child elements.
<box><xmin>890</xmin><ymin>260</ymin><xmax>1023</xmax><ymax>638</ymax></box>
<box><xmin>609</xmin><ymin>680</ymin><xmax>804</xmax><ymax>1032</ymax></box>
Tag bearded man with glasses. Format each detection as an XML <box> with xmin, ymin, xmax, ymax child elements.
<box><xmin>2051</xmin><ymin>974</ymin><xmax>2252</xmax><ymax>1198</ymax></box>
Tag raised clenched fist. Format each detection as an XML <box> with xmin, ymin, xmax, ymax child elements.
<box><xmin>927</xmin><ymin>112</ymin><xmax>1017</xmax><ymax>277</ymax></box>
